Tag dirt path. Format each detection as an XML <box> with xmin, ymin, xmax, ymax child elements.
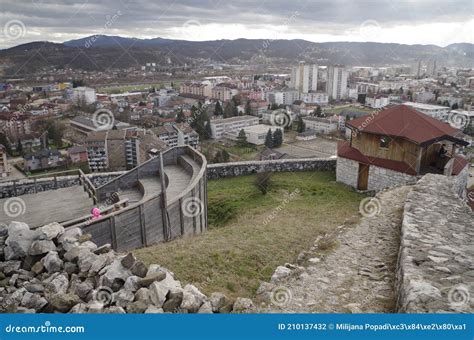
<box><xmin>259</xmin><ymin>185</ymin><xmax>411</xmax><ymax>313</ymax></box>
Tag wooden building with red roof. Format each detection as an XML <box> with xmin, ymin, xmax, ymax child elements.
<box><xmin>336</xmin><ymin>104</ymin><xmax>469</xmax><ymax>191</ymax></box>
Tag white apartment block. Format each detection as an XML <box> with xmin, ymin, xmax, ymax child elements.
<box><xmin>228</xmin><ymin>124</ymin><xmax>283</xmax><ymax>146</ymax></box>
<box><xmin>210</xmin><ymin>115</ymin><xmax>259</xmax><ymax>139</ymax></box>
<box><xmin>300</xmin><ymin>92</ymin><xmax>329</xmax><ymax>105</ymax></box>
<box><xmin>302</xmin><ymin>116</ymin><xmax>339</xmax><ymax>134</ymax></box>
<box><xmin>70</xmin><ymin>87</ymin><xmax>97</xmax><ymax>104</ymax></box>
<box><xmin>402</xmin><ymin>102</ymin><xmax>449</xmax><ymax>120</ymax></box>
<box><xmin>327</xmin><ymin>65</ymin><xmax>348</xmax><ymax>101</ymax></box>
<box><xmin>266</xmin><ymin>89</ymin><xmax>299</xmax><ymax>105</ymax></box>
<box><xmin>365</xmin><ymin>94</ymin><xmax>389</xmax><ymax>109</ymax></box>
<box><xmin>290</xmin><ymin>62</ymin><xmax>318</xmax><ymax>93</ymax></box>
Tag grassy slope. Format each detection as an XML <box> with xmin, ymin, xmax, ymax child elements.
<box><xmin>134</xmin><ymin>171</ymin><xmax>365</xmax><ymax>299</ymax></box>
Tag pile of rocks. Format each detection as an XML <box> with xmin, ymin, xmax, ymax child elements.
<box><xmin>0</xmin><ymin>221</ymin><xmax>253</xmax><ymax>314</ymax></box>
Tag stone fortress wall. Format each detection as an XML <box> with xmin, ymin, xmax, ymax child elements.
<box><xmin>396</xmin><ymin>174</ymin><xmax>473</xmax><ymax>313</ymax></box>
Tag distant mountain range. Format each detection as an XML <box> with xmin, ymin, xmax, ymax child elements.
<box><xmin>0</xmin><ymin>35</ymin><xmax>473</xmax><ymax>77</ymax></box>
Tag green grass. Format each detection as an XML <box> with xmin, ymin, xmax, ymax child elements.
<box><xmin>325</xmin><ymin>105</ymin><xmax>374</xmax><ymax>115</ymax></box>
<box><xmin>134</xmin><ymin>171</ymin><xmax>365</xmax><ymax>299</ymax></box>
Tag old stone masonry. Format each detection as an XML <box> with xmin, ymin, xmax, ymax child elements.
<box><xmin>257</xmin><ymin>174</ymin><xmax>473</xmax><ymax>314</ymax></box>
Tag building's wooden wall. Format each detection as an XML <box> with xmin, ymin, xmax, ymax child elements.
<box><xmin>352</xmin><ymin>132</ymin><xmax>420</xmax><ymax>167</ymax></box>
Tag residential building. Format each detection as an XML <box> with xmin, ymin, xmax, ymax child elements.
<box><xmin>69</xmin><ymin>87</ymin><xmax>97</xmax><ymax>104</ymax></box>
<box><xmin>211</xmin><ymin>85</ymin><xmax>238</xmax><ymax>102</ymax></box>
<box><xmin>327</xmin><ymin>65</ymin><xmax>348</xmax><ymax>101</ymax></box>
<box><xmin>300</xmin><ymin>92</ymin><xmax>329</xmax><ymax>105</ymax></box>
<box><xmin>0</xmin><ymin>144</ymin><xmax>9</xmax><ymax>177</ymax></box>
<box><xmin>302</xmin><ymin>116</ymin><xmax>339</xmax><ymax>134</ymax></box>
<box><xmin>365</xmin><ymin>94</ymin><xmax>389</xmax><ymax>109</ymax></box>
<box><xmin>85</xmin><ymin>130</ymin><xmax>167</xmax><ymax>172</ymax></box>
<box><xmin>23</xmin><ymin>149</ymin><xmax>62</xmax><ymax>172</ymax></box>
<box><xmin>67</xmin><ymin>145</ymin><xmax>88</xmax><ymax>164</ymax></box>
<box><xmin>175</xmin><ymin>123</ymin><xmax>199</xmax><ymax>149</ymax></box>
<box><xmin>152</xmin><ymin>125</ymin><xmax>178</xmax><ymax>147</ymax></box>
<box><xmin>210</xmin><ymin>115</ymin><xmax>259</xmax><ymax>139</ymax></box>
<box><xmin>402</xmin><ymin>102</ymin><xmax>449</xmax><ymax>119</ymax></box>
<box><xmin>179</xmin><ymin>82</ymin><xmax>211</xmax><ymax>97</ymax></box>
<box><xmin>290</xmin><ymin>62</ymin><xmax>318</xmax><ymax>93</ymax></box>
<box><xmin>266</xmin><ymin>89</ymin><xmax>299</xmax><ymax>105</ymax></box>
<box><xmin>337</xmin><ymin>104</ymin><xmax>469</xmax><ymax>191</ymax></box>
<box><xmin>227</xmin><ymin>124</ymin><xmax>283</xmax><ymax>145</ymax></box>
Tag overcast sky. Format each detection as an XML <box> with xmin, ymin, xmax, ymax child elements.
<box><xmin>0</xmin><ymin>0</ymin><xmax>473</xmax><ymax>49</ymax></box>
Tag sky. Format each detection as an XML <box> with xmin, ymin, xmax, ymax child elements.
<box><xmin>0</xmin><ymin>0</ymin><xmax>473</xmax><ymax>49</ymax></box>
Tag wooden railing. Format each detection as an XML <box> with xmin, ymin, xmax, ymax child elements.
<box><xmin>62</xmin><ymin>198</ymin><xmax>129</xmax><ymax>229</ymax></box>
<box><xmin>78</xmin><ymin>169</ymin><xmax>98</xmax><ymax>204</ymax></box>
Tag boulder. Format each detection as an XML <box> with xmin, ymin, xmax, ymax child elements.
<box><xmin>137</xmin><ymin>271</ymin><xmax>166</xmax><ymax>287</ymax></box>
<box><xmin>124</xmin><ymin>276</ymin><xmax>141</xmax><ymax>292</ymax></box>
<box><xmin>130</xmin><ymin>261</ymin><xmax>148</xmax><ymax>278</ymax></box>
<box><xmin>64</xmin><ymin>262</ymin><xmax>79</xmax><ymax>275</ymax></box>
<box><xmin>73</xmin><ymin>280</ymin><xmax>94</xmax><ymax>300</ymax></box>
<box><xmin>47</xmin><ymin>293</ymin><xmax>81</xmax><ymax>313</ymax></box>
<box><xmin>180</xmin><ymin>284</ymin><xmax>206</xmax><ymax>313</ymax></box>
<box><xmin>232</xmin><ymin>298</ymin><xmax>255</xmax><ymax>313</ymax></box>
<box><xmin>41</xmin><ymin>251</ymin><xmax>63</xmax><ymax>273</ymax></box>
<box><xmin>58</xmin><ymin>227</ymin><xmax>82</xmax><ymax>244</ymax></box>
<box><xmin>134</xmin><ymin>288</ymin><xmax>151</xmax><ymax>304</ymax></box>
<box><xmin>44</xmin><ymin>273</ymin><xmax>69</xmax><ymax>294</ymax></box>
<box><xmin>69</xmin><ymin>303</ymin><xmax>88</xmax><ymax>313</ymax></box>
<box><xmin>77</xmin><ymin>251</ymin><xmax>99</xmax><ymax>273</ymax></box>
<box><xmin>4</xmin><ymin>222</ymin><xmax>36</xmax><ymax>260</ymax></box>
<box><xmin>25</xmin><ymin>283</ymin><xmax>44</xmax><ymax>294</ymax></box>
<box><xmin>87</xmin><ymin>301</ymin><xmax>105</xmax><ymax>313</ymax></box>
<box><xmin>93</xmin><ymin>244</ymin><xmax>112</xmax><ymax>255</ymax></box>
<box><xmin>148</xmin><ymin>281</ymin><xmax>169</xmax><ymax>308</ymax></box>
<box><xmin>126</xmin><ymin>300</ymin><xmax>148</xmax><ymax>313</ymax></box>
<box><xmin>0</xmin><ymin>260</ymin><xmax>21</xmax><ymax>275</ymax></box>
<box><xmin>271</xmin><ymin>266</ymin><xmax>292</xmax><ymax>283</ymax></box>
<box><xmin>113</xmin><ymin>289</ymin><xmax>135</xmax><ymax>308</ymax></box>
<box><xmin>28</xmin><ymin>239</ymin><xmax>56</xmax><ymax>255</ymax></box>
<box><xmin>36</xmin><ymin>222</ymin><xmax>64</xmax><ymax>240</ymax></box>
<box><xmin>162</xmin><ymin>288</ymin><xmax>183</xmax><ymax>313</ymax></box>
<box><xmin>21</xmin><ymin>292</ymin><xmax>48</xmax><ymax>311</ymax></box>
<box><xmin>209</xmin><ymin>292</ymin><xmax>228</xmax><ymax>312</ymax></box>
<box><xmin>100</xmin><ymin>258</ymin><xmax>132</xmax><ymax>289</ymax></box>
<box><xmin>31</xmin><ymin>261</ymin><xmax>45</xmax><ymax>275</ymax></box>
<box><xmin>144</xmin><ymin>305</ymin><xmax>164</xmax><ymax>313</ymax></box>
<box><xmin>198</xmin><ymin>301</ymin><xmax>213</xmax><ymax>313</ymax></box>
<box><xmin>121</xmin><ymin>253</ymin><xmax>136</xmax><ymax>269</ymax></box>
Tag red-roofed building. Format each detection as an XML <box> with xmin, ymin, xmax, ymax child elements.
<box><xmin>337</xmin><ymin>104</ymin><xmax>469</xmax><ymax>191</ymax></box>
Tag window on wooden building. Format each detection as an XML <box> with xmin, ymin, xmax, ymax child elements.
<box><xmin>379</xmin><ymin>136</ymin><xmax>391</xmax><ymax>148</ymax></box>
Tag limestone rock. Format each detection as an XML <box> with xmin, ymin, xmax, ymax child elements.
<box><xmin>41</xmin><ymin>251</ymin><xmax>63</xmax><ymax>273</ymax></box>
<box><xmin>233</xmin><ymin>297</ymin><xmax>255</xmax><ymax>313</ymax></box>
<box><xmin>28</xmin><ymin>239</ymin><xmax>56</xmax><ymax>255</ymax></box>
<box><xmin>209</xmin><ymin>292</ymin><xmax>228</xmax><ymax>312</ymax></box>
<box><xmin>4</xmin><ymin>222</ymin><xmax>36</xmax><ymax>260</ymax></box>
<box><xmin>36</xmin><ymin>222</ymin><xmax>64</xmax><ymax>240</ymax></box>
<box><xmin>271</xmin><ymin>266</ymin><xmax>291</xmax><ymax>283</ymax></box>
